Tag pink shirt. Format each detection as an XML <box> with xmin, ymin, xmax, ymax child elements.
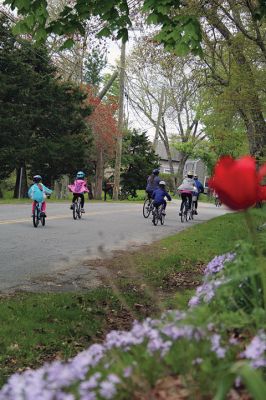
<box><xmin>68</xmin><ymin>179</ymin><xmax>89</xmax><ymax>194</ymax></box>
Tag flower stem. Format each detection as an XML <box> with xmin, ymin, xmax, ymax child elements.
<box><xmin>244</xmin><ymin>210</ymin><xmax>266</xmax><ymax>308</ymax></box>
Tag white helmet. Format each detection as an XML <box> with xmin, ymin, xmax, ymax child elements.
<box><xmin>159</xmin><ymin>180</ymin><xmax>166</xmax><ymax>185</ymax></box>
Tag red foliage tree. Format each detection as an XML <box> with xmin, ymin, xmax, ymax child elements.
<box><xmin>84</xmin><ymin>85</ymin><xmax>119</xmax><ymax>199</ymax></box>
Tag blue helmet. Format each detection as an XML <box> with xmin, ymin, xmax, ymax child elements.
<box><xmin>76</xmin><ymin>171</ymin><xmax>85</xmax><ymax>179</ymax></box>
<box><xmin>153</xmin><ymin>169</ymin><xmax>160</xmax><ymax>175</ymax></box>
<box><xmin>33</xmin><ymin>175</ymin><xmax>42</xmax><ymax>183</ymax></box>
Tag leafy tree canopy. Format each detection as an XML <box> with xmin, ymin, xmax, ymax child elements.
<box><xmin>4</xmin><ymin>0</ymin><xmax>266</xmax><ymax>56</ymax></box>
<box><xmin>0</xmin><ymin>15</ymin><xmax>92</xmax><ymax>187</ymax></box>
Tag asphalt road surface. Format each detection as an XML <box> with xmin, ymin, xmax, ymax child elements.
<box><xmin>0</xmin><ymin>201</ymin><xmax>229</xmax><ymax>292</ymax></box>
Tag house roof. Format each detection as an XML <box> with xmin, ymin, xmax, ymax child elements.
<box><xmin>155</xmin><ymin>141</ymin><xmax>181</xmax><ymax>162</ymax></box>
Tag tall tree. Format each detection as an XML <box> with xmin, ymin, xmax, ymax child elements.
<box><xmin>0</xmin><ymin>15</ymin><xmax>92</xmax><ymax>196</ymax></box>
<box><xmin>84</xmin><ymin>85</ymin><xmax>118</xmax><ymax>199</ymax></box>
<box><xmin>126</xmin><ymin>37</ymin><xmax>205</xmax><ymax>184</ymax></box>
<box><xmin>120</xmin><ymin>129</ymin><xmax>160</xmax><ymax>198</ymax></box>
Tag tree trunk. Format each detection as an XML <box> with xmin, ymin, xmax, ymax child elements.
<box><xmin>94</xmin><ymin>148</ymin><xmax>104</xmax><ymax>200</ymax></box>
<box><xmin>113</xmin><ymin>41</ymin><xmax>126</xmax><ymax>200</ymax></box>
<box><xmin>14</xmin><ymin>166</ymin><xmax>28</xmax><ymax>198</ymax></box>
<box><xmin>176</xmin><ymin>152</ymin><xmax>188</xmax><ymax>188</ymax></box>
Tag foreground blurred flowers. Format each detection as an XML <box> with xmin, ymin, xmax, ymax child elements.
<box><xmin>209</xmin><ymin>156</ymin><xmax>266</xmax><ymax>210</ymax></box>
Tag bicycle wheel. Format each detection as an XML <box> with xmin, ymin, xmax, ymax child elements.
<box><xmin>160</xmin><ymin>207</ymin><xmax>165</xmax><ymax>225</ymax></box>
<box><xmin>33</xmin><ymin>205</ymin><xmax>39</xmax><ymax>227</ymax></box>
<box><xmin>143</xmin><ymin>198</ymin><xmax>151</xmax><ymax>218</ymax></box>
<box><xmin>189</xmin><ymin>208</ymin><xmax>194</xmax><ymax>220</ymax></box>
<box><xmin>40</xmin><ymin>214</ymin><xmax>46</xmax><ymax>226</ymax></box>
<box><xmin>77</xmin><ymin>201</ymin><xmax>82</xmax><ymax>219</ymax></box>
<box><xmin>180</xmin><ymin>210</ymin><xmax>185</xmax><ymax>223</ymax></box>
<box><xmin>152</xmin><ymin>208</ymin><xmax>159</xmax><ymax>226</ymax></box>
<box><xmin>72</xmin><ymin>202</ymin><xmax>77</xmax><ymax>220</ymax></box>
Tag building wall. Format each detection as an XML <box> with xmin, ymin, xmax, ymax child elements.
<box><xmin>184</xmin><ymin>159</ymin><xmax>208</xmax><ymax>189</ymax></box>
<box><xmin>160</xmin><ymin>160</ymin><xmax>179</xmax><ymax>174</ymax></box>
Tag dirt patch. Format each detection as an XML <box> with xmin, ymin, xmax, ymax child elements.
<box><xmin>2</xmin><ymin>242</ymin><xmax>204</xmax><ymax>296</ymax></box>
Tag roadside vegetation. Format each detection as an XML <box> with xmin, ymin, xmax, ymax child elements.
<box><xmin>0</xmin><ymin>208</ymin><xmax>265</xmax><ymax>398</ymax></box>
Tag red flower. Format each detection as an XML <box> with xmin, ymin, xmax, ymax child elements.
<box><xmin>209</xmin><ymin>156</ymin><xmax>266</xmax><ymax>210</ymax></box>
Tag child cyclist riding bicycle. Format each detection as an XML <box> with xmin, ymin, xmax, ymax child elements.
<box><xmin>68</xmin><ymin>171</ymin><xmax>89</xmax><ymax>213</ymax></box>
<box><xmin>152</xmin><ymin>180</ymin><xmax>172</xmax><ymax>215</ymax></box>
<box><xmin>177</xmin><ymin>171</ymin><xmax>197</xmax><ymax>216</ymax></box>
<box><xmin>28</xmin><ymin>175</ymin><xmax>52</xmax><ymax>217</ymax></box>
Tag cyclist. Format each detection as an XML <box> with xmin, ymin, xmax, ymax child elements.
<box><xmin>68</xmin><ymin>171</ymin><xmax>89</xmax><ymax>213</ymax></box>
<box><xmin>28</xmin><ymin>175</ymin><xmax>52</xmax><ymax>217</ymax></box>
<box><xmin>146</xmin><ymin>168</ymin><xmax>161</xmax><ymax>199</ymax></box>
<box><xmin>152</xmin><ymin>180</ymin><xmax>172</xmax><ymax>215</ymax></box>
<box><xmin>177</xmin><ymin>171</ymin><xmax>197</xmax><ymax>216</ymax></box>
<box><xmin>193</xmin><ymin>174</ymin><xmax>204</xmax><ymax>215</ymax></box>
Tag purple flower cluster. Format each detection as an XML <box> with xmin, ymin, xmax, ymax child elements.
<box><xmin>241</xmin><ymin>330</ymin><xmax>266</xmax><ymax>368</ymax></box>
<box><xmin>188</xmin><ymin>253</ymin><xmax>236</xmax><ymax>308</ymax></box>
<box><xmin>1</xmin><ymin>252</ymin><xmax>256</xmax><ymax>400</ymax></box>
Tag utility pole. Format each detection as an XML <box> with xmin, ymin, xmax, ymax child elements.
<box><xmin>113</xmin><ymin>41</ymin><xmax>126</xmax><ymax>200</ymax></box>
<box><xmin>153</xmin><ymin>87</ymin><xmax>165</xmax><ymax>150</ymax></box>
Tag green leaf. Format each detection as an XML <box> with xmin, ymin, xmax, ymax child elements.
<box><xmin>214</xmin><ymin>373</ymin><xmax>235</xmax><ymax>400</ymax></box>
<box><xmin>116</xmin><ymin>27</ymin><xmax>128</xmax><ymax>42</ymax></box>
<box><xmin>24</xmin><ymin>14</ymin><xmax>35</xmax><ymax>29</ymax></box>
<box><xmin>59</xmin><ymin>38</ymin><xmax>75</xmax><ymax>50</ymax></box>
<box><xmin>97</xmin><ymin>27</ymin><xmax>112</xmax><ymax>38</ymax></box>
<box><xmin>232</xmin><ymin>363</ymin><xmax>266</xmax><ymax>400</ymax></box>
<box><xmin>12</xmin><ymin>20</ymin><xmax>30</xmax><ymax>35</ymax></box>
<box><xmin>34</xmin><ymin>27</ymin><xmax>47</xmax><ymax>43</ymax></box>
<box><xmin>146</xmin><ymin>13</ymin><xmax>158</xmax><ymax>24</ymax></box>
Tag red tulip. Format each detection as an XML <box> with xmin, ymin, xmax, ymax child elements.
<box><xmin>209</xmin><ymin>156</ymin><xmax>266</xmax><ymax>210</ymax></box>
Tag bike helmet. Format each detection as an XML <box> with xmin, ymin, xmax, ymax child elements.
<box><xmin>76</xmin><ymin>171</ymin><xmax>85</xmax><ymax>179</ymax></box>
<box><xmin>187</xmin><ymin>170</ymin><xmax>194</xmax><ymax>178</ymax></box>
<box><xmin>33</xmin><ymin>175</ymin><xmax>42</xmax><ymax>183</ymax></box>
<box><xmin>194</xmin><ymin>174</ymin><xmax>198</xmax><ymax>178</ymax></box>
<box><xmin>159</xmin><ymin>180</ymin><xmax>166</xmax><ymax>186</ymax></box>
<box><xmin>153</xmin><ymin>169</ymin><xmax>160</xmax><ymax>175</ymax></box>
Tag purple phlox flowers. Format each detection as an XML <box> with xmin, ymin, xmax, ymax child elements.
<box><xmin>204</xmin><ymin>253</ymin><xmax>236</xmax><ymax>277</ymax></box>
<box><xmin>98</xmin><ymin>374</ymin><xmax>120</xmax><ymax>399</ymax></box>
<box><xmin>210</xmin><ymin>334</ymin><xmax>226</xmax><ymax>359</ymax></box>
<box><xmin>241</xmin><ymin>330</ymin><xmax>266</xmax><ymax>368</ymax></box>
<box><xmin>188</xmin><ymin>252</ymin><xmax>236</xmax><ymax>308</ymax></box>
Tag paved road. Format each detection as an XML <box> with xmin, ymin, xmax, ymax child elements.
<box><xmin>0</xmin><ymin>201</ymin><xmax>228</xmax><ymax>292</ymax></box>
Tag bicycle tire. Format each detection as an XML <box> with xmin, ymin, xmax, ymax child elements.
<box><xmin>77</xmin><ymin>201</ymin><xmax>82</xmax><ymax>219</ymax></box>
<box><xmin>41</xmin><ymin>215</ymin><xmax>46</xmax><ymax>226</ymax></box>
<box><xmin>72</xmin><ymin>203</ymin><xmax>77</xmax><ymax>220</ymax></box>
<box><xmin>33</xmin><ymin>205</ymin><xmax>39</xmax><ymax>228</ymax></box>
<box><xmin>143</xmin><ymin>198</ymin><xmax>151</xmax><ymax>218</ymax></box>
<box><xmin>189</xmin><ymin>209</ymin><xmax>194</xmax><ymax>220</ymax></box>
<box><xmin>160</xmin><ymin>207</ymin><xmax>165</xmax><ymax>225</ymax></box>
<box><xmin>152</xmin><ymin>209</ymin><xmax>159</xmax><ymax>226</ymax></box>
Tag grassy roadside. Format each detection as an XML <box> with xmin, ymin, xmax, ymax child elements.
<box><xmin>0</xmin><ymin>209</ymin><xmax>265</xmax><ymax>387</ymax></box>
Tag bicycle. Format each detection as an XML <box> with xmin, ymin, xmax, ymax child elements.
<box><xmin>215</xmin><ymin>196</ymin><xmax>222</xmax><ymax>207</ymax></box>
<box><xmin>72</xmin><ymin>197</ymin><xmax>82</xmax><ymax>220</ymax></box>
<box><xmin>143</xmin><ymin>196</ymin><xmax>154</xmax><ymax>218</ymax></box>
<box><xmin>32</xmin><ymin>201</ymin><xmax>46</xmax><ymax>228</ymax></box>
<box><xmin>152</xmin><ymin>204</ymin><xmax>165</xmax><ymax>226</ymax></box>
<box><xmin>180</xmin><ymin>197</ymin><xmax>193</xmax><ymax>223</ymax></box>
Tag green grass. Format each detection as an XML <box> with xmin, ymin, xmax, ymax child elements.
<box><xmin>0</xmin><ymin>208</ymin><xmax>265</xmax><ymax>386</ymax></box>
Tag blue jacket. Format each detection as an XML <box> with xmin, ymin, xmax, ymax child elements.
<box><xmin>194</xmin><ymin>179</ymin><xmax>204</xmax><ymax>195</ymax></box>
<box><xmin>146</xmin><ymin>175</ymin><xmax>161</xmax><ymax>192</ymax></box>
<box><xmin>28</xmin><ymin>183</ymin><xmax>52</xmax><ymax>203</ymax></box>
<box><xmin>152</xmin><ymin>188</ymin><xmax>171</xmax><ymax>204</ymax></box>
